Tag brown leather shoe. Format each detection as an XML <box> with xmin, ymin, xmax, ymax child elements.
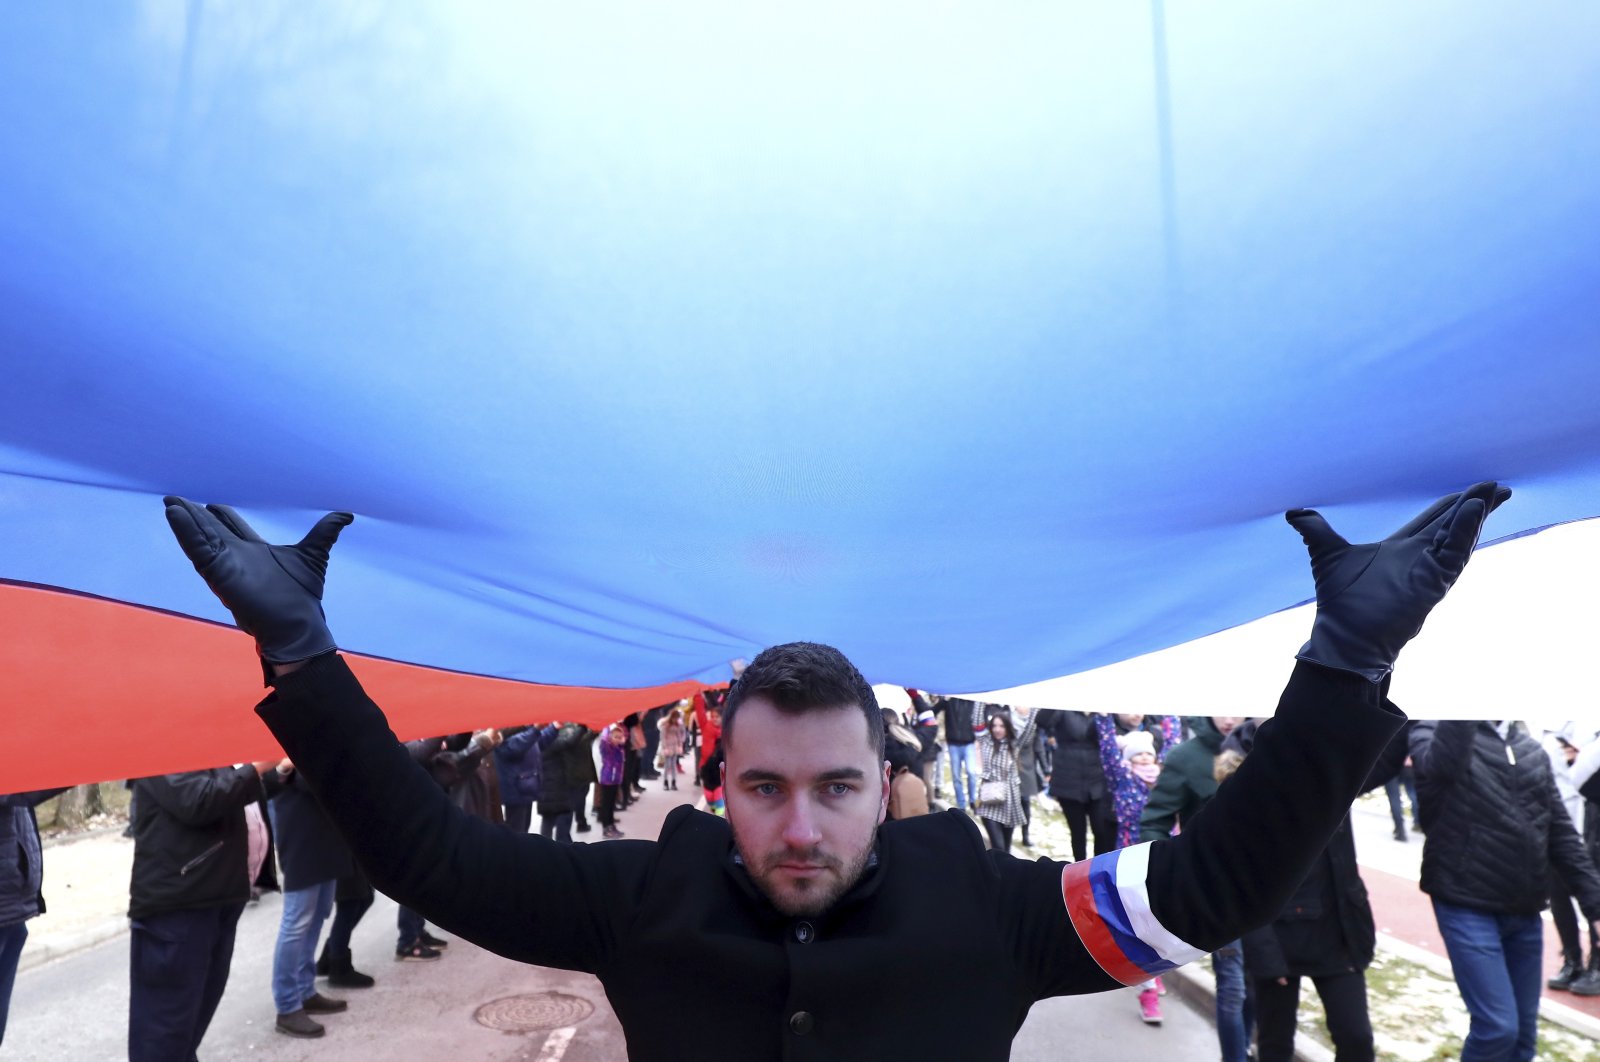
<box><xmin>301</xmin><ymin>991</ymin><xmax>348</xmax><ymax>1014</ymax></box>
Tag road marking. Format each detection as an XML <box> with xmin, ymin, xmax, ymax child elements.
<box><xmin>536</xmin><ymin>1026</ymin><xmax>576</xmax><ymax>1061</ymax></box>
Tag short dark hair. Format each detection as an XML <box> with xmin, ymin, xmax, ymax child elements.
<box><xmin>722</xmin><ymin>642</ymin><xmax>884</xmax><ymax>759</ymax></box>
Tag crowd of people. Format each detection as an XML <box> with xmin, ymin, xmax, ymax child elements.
<box><xmin>5</xmin><ymin>694</ymin><xmax>1600</xmax><ymax>1059</ymax></box>
<box><xmin>0</xmin><ymin>697</ymin><xmax>719</xmax><ymax>1053</ymax></box>
<box><xmin>857</xmin><ymin>697</ymin><xmax>1600</xmax><ymax>1062</ymax></box>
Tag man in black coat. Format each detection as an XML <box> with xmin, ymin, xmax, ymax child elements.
<box><xmin>128</xmin><ymin>763</ymin><xmax>279</xmax><ymax>1062</ymax></box>
<box><xmin>159</xmin><ymin>482</ymin><xmax>1507</xmax><ymax>1061</ymax></box>
<box><xmin>1410</xmin><ymin>717</ymin><xmax>1600</xmax><ymax>1061</ymax></box>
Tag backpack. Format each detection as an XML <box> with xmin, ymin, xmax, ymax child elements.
<box><xmin>888</xmin><ymin>768</ymin><xmax>930</xmax><ymax>820</ymax></box>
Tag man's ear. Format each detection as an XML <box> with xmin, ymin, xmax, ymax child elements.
<box><xmin>719</xmin><ymin>761</ymin><xmax>727</xmax><ymax>788</ymax></box>
<box><xmin>877</xmin><ymin>760</ymin><xmax>891</xmax><ymax>825</ymax></box>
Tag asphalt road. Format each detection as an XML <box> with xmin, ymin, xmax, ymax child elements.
<box><xmin>9</xmin><ymin>899</ymin><xmax>1219</xmax><ymax>1061</ymax></box>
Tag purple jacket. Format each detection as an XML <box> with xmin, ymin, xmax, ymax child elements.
<box><xmin>600</xmin><ymin>727</ymin><xmax>626</xmax><ymax>786</ymax></box>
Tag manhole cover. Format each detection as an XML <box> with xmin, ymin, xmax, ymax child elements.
<box><xmin>474</xmin><ymin>991</ymin><xmax>595</xmax><ymax>1032</ymax></box>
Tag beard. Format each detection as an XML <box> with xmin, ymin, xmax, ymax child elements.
<box><xmin>729</xmin><ymin>824</ymin><xmax>876</xmax><ymax>918</ymax></box>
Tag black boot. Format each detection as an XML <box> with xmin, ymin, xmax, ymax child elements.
<box><xmin>315</xmin><ymin>940</ymin><xmax>332</xmax><ymax>978</ymax></box>
<box><xmin>1570</xmin><ymin>952</ymin><xmax>1600</xmax><ymax>997</ymax></box>
<box><xmin>328</xmin><ymin>948</ymin><xmax>376</xmax><ymax>989</ymax></box>
<box><xmin>1549</xmin><ymin>958</ymin><xmax>1582</xmax><ymax>990</ymax></box>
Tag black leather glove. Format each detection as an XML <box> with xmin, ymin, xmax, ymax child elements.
<box><xmin>164</xmin><ymin>496</ymin><xmax>353</xmax><ymax>675</ymax></box>
<box><xmin>1287</xmin><ymin>480</ymin><xmax>1510</xmax><ymax>682</ymax></box>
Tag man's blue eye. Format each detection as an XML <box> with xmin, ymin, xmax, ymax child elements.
<box><xmin>755</xmin><ymin>783</ymin><xmax>779</xmax><ymax>796</ymax></box>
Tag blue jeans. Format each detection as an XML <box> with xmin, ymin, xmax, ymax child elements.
<box><xmin>1</xmin><ymin>921</ymin><xmax>27</xmax><ymax>1046</ymax></box>
<box><xmin>1213</xmin><ymin>942</ymin><xmax>1254</xmax><ymax>1062</ymax></box>
<box><xmin>1432</xmin><ymin>899</ymin><xmax>1543</xmax><ymax>1062</ymax></box>
<box><xmin>947</xmin><ymin>742</ymin><xmax>980</xmax><ymax>810</ymax></box>
<box><xmin>272</xmin><ymin>880</ymin><xmax>335</xmax><ymax>1014</ymax></box>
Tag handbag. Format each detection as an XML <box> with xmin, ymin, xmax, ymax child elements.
<box><xmin>977</xmin><ymin>778</ymin><xmax>1008</xmax><ymax>807</ymax></box>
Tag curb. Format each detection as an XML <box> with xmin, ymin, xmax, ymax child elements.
<box><xmin>1375</xmin><ymin>933</ymin><xmax>1600</xmax><ymax>1042</ymax></box>
<box><xmin>17</xmin><ymin>915</ymin><xmax>127</xmax><ymax>975</ymax></box>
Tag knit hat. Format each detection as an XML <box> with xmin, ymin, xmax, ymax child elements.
<box><xmin>1116</xmin><ymin>730</ymin><xmax>1156</xmax><ymax>763</ymax></box>
<box><xmin>916</xmin><ymin>710</ymin><xmax>936</xmax><ymax>725</ymax></box>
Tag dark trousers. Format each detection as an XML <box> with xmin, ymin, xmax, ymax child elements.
<box><xmin>981</xmin><ymin>818</ymin><xmax>1013</xmax><ymax>854</ymax></box>
<box><xmin>1550</xmin><ymin>875</ymin><xmax>1598</xmax><ymax>964</ymax></box>
<box><xmin>1384</xmin><ymin>765</ymin><xmax>1419</xmax><ymax>834</ymax></box>
<box><xmin>1254</xmin><ymin>970</ymin><xmax>1373</xmax><ymax>1062</ymax></box>
<box><xmin>624</xmin><ymin>751</ymin><xmax>641</xmax><ymax>793</ymax></box>
<box><xmin>397</xmin><ymin>905</ymin><xmax>425</xmax><ymax>950</ymax></box>
<box><xmin>540</xmin><ymin>811</ymin><xmax>573</xmax><ymax>842</ymax></box>
<box><xmin>1</xmin><ymin>921</ymin><xmax>26</xmax><ymax>1046</ymax></box>
<box><xmin>129</xmin><ymin>903</ymin><xmax>243</xmax><ymax>1062</ymax></box>
<box><xmin>573</xmin><ymin>785</ymin><xmax>591</xmax><ymax>828</ymax></box>
<box><xmin>1055</xmin><ymin>796</ymin><xmax>1115</xmax><ymax>861</ymax></box>
<box><xmin>598</xmin><ymin>783</ymin><xmax>620</xmax><ymax>827</ymax></box>
<box><xmin>325</xmin><ymin>868</ymin><xmax>374</xmax><ymax>955</ymax></box>
<box><xmin>503</xmin><ymin>802</ymin><xmax>533</xmax><ymax>834</ymax></box>
<box><xmin>325</xmin><ymin>891</ymin><xmax>373</xmax><ymax>955</ymax></box>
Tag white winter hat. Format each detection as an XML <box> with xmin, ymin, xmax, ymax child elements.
<box><xmin>1117</xmin><ymin>730</ymin><xmax>1156</xmax><ymax>762</ymax></box>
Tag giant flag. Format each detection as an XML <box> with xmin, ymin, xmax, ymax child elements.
<box><xmin>3</xmin><ymin>2</ymin><xmax>1599</xmax><ymax>788</ymax></box>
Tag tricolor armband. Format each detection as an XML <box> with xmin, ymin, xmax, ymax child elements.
<box><xmin>1060</xmin><ymin>842</ymin><xmax>1206</xmax><ymax>986</ymax></box>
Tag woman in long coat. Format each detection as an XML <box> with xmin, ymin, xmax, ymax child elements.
<box><xmin>974</xmin><ymin>713</ymin><xmax>1025</xmax><ymax>853</ymax></box>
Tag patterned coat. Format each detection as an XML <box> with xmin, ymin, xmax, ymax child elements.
<box><xmin>975</xmin><ymin>735</ymin><xmax>1026</xmax><ymax>828</ymax></box>
<box><xmin>1095</xmin><ymin>714</ymin><xmax>1181</xmax><ymax>850</ymax></box>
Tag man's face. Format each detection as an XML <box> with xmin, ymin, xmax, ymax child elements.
<box><xmin>1212</xmin><ymin>716</ymin><xmax>1243</xmax><ymax>736</ymax></box>
<box><xmin>722</xmin><ymin>696</ymin><xmax>890</xmax><ymax>918</ymax></box>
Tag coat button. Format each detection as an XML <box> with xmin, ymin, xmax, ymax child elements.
<box><xmin>795</xmin><ymin>921</ymin><xmax>814</xmax><ymax>943</ymax></box>
<box><xmin>789</xmin><ymin>1011</ymin><xmax>814</xmax><ymax>1035</ymax></box>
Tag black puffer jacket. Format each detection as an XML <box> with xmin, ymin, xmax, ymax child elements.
<box><xmin>1046</xmin><ymin>712</ymin><xmax>1105</xmax><ymax>803</ymax></box>
<box><xmin>536</xmin><ymin>724</ymin><xmax>591</xmax><ymax>815</ymax></box>
<box><xmin>1410</xmin><ymin>720</ymin><xmax>1600</xmax><ymax>919</ymax></box>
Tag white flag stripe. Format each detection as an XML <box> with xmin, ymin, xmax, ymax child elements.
<box><xmin>1113</xmin><ymin>843</ymin><xmax>1206</xmax><ymax>966</ymax></box>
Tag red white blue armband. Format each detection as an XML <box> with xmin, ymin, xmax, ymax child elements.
<box><xmin>1060</xmin><ymin>842</ymin><xmax>1205</xmax><ymax>986</ymax></box>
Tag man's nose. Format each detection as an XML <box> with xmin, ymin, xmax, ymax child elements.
<box><xmin>781</xmin><ymin>799</ymin><xmax>823</xmax><ymax>848</ymax></box>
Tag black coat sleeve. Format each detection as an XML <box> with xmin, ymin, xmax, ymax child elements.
<box><xmin>1142</xmin><ymin>662</ymin><xmax>1403</xmax><ymax>954</ymax></box>
<box><xmin>0</xmin><ymin>788</ymin><xmax>70</xmax><ymax>807</ymax></box>
<box><xmin>257</xmin><ymin>654</ymin><xmax>652</xmax><ymax>975</ymax></box>
<box><xmin>140</xmin><ymin>767</ymin><xmax>263</xmax><ymax>827</ymax></box>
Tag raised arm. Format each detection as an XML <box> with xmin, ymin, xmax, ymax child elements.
<box><xmin>1092</xmin><ymin>713</ymin><xmax>1129</xmax><ymax>787</ymax></box>
<box><xmin>0</xmin><ymin>788</ymin><xmax>69</xmax><ymax>808</ymax></box>
<box><xmin>161</xmin><ymin>496</ymin><xmax>650</xmax><ymax>974</ymax></box>
<box><xmin>139</xmin><ymin>766</ymin><xmax>265</xmax><ymax>827</ymax></box>
<box><xmin>1041</xmin><ymin>483</ymin><xmax>1508</xmax><ymax>991</ymax></box>
<box><xmin>1408</xmin><ymin>719</ymin><xmax>1481</xmax><ymax>783</ymax></box>
<box><xmin>260</xmin><ymin>656</ymin><xmax>648</xmax><ymax>972</ymax></box>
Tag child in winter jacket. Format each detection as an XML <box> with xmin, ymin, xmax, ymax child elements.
<box><xmin>1095</xmin><ymin>713</ymin><xmax>1179</xmax><ymax>850</ymax></box>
